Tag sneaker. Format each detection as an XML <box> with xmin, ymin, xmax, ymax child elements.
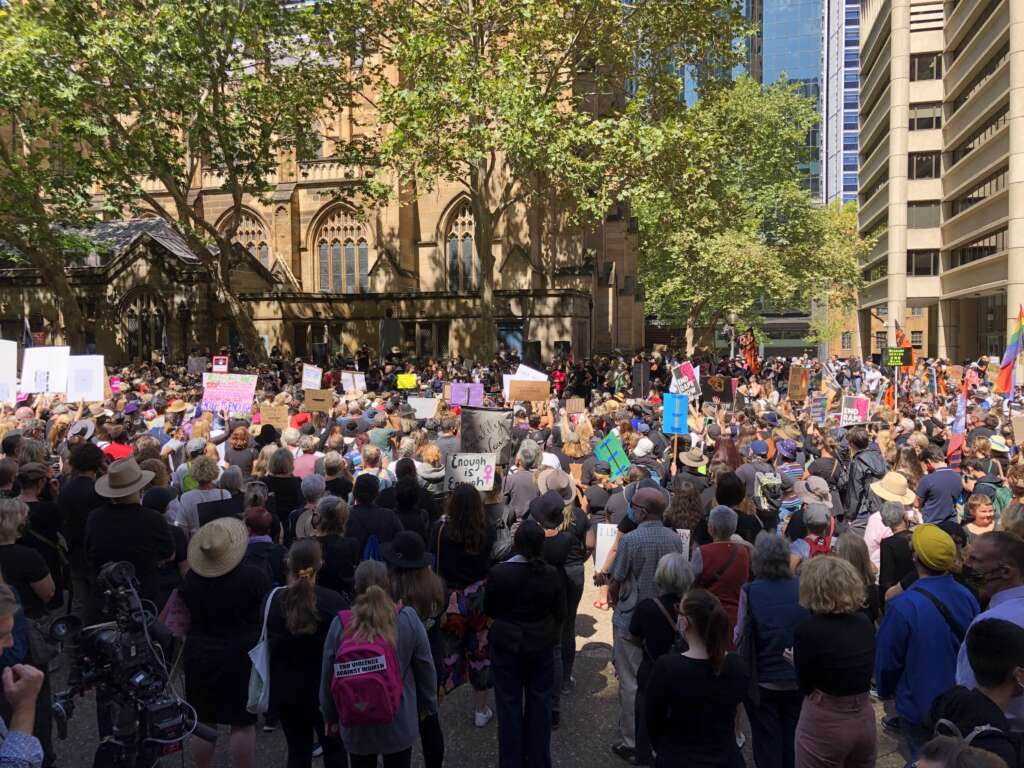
<box><xmin>312</xmin><ymin>743</ymin><xmax>323</xmax><ymax>758</ymax></box>
<box><xmin>611</xmin><ymin>743</ymin><xmax>638</xmax><ymax>765</ymax></box>
<box><xmin>262</xmin><ymin>720</ymin><xmax>278</xmax><ymax>733</ymax></box>
<box><xmin>882</xmin><ymin>714</ymin><xmax>901</xmax><ymax>734</ymax></box>
<box><xmin>474</xmin><ymin>707</ymin><xmax>494</xmax><ymax>727</ymax></box>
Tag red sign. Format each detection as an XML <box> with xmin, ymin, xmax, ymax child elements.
<box><xmin>212</xmin><ymin>356</ymin><xmax>229</xmax><ymax>373</ymax></box>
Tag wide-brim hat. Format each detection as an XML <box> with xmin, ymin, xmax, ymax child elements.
<box><xmin>795</xmin><ymin>477</ymin><xmax>832</xmax><ymax>508</ymax></box>
<box><xmin>382</xmin><ymin>531</ymin><xmax>433</xmax><ymax>570</ymax></box>
<box><xmin>871</xmin><ymin>471</ymin><xmax>916</xmax><ymax>505</ymax></box>
<box><xmin>529</xmin><ymin>491</ymin><xmax>567</xmax><ymax>529</ymax></box>
<box><xmin>990</xmin><ymin>435</ymin><xmax>1010</xmax><ymax>453</ymax></box>
<box><xmin>95</xmin><ymin>458</ymin><xmax>155</xmax><ymax>499</ymax></box>
<box><xmin>537</xmin><ymin>468</ymin><xmax>575</xmax><ymax>502</ymax></box>
<box><xmin>68</xmin><ymin>419</ymin><xmax>96</xmax><ymax>441</ymax></box>
<box><xmin>679</xmin><ymin>447</ymin><xmax>707</xmax><ymax>468</ymax></box>
<box><xmin>166</xmin><ymin>400</ymin><xmax>188</xmax><ymax>414</ymax></box>
<box><xmin>188</xmin><ymin>517</ymin><xmax>249</xmax><ymax>578</ymax></box>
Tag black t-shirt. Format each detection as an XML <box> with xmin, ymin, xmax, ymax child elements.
<box><xmin>564</xmin><ymin>509</ymin><xmax>591</xmax><ymax>568</ymax></box>
<box><xmin>157</xmin><ymin>524</ymin><xmax>189</xmax><ymax>609</ymax></box>
<box><xmin>808</xmin><ymin>457</ymin><xmax>841</xmax><ymax>487</ymax></box>
<box><xmin>21</xmin><ymin>499</ymin><xmax>65</xmax><ymax>600</ymax></box>
<box><xmin>0</xmin><ymin>544</ymin><xmax>50</xmax><ymax>619</ymax></box>
<box><xmin>58</xmin><ymin>475</ymin><xmax>102</xmax><ymax>559</ymax></box>
<box><xmin>629</xmin><ymin>593</ymin><xmax>683</xmax><ymax>685</ymax></box>
<box><xmin>316</xmin><ymin>533</ymin><xmax>361</xmax><ymax>598</ymax></box>
<box><xmin>324</xmin><ymin>476</ymin><xmax>353</xmax><ymax>501</ymax></box>
<box><xmin>541</xmin><ymin>531</ymin><xmax>572</xmax><ymax>571</ymax></box>
<box><xmin>793</xmin><ymin>612</ymin><xmax>875</xmax><ymax>696</ymax></box>
<box><xmin>430</xmin><ymin>521</ymin><xmax>496</xmax><ymax>589</ymax></box>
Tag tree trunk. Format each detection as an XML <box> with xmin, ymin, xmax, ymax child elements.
<box><xmin>25</xmin><ymin>246</ymin><xmax>87</xmax><ymax>352</ymax></box>
<box><xmin>469</xmin><ymin>160</ymin><xmax>497</xmax><ymax>361</ymax></box>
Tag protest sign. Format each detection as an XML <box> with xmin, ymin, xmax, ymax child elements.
<box><xmin>595</xmin><ymin>434</ymin><xmax>630</xmax><ymax>481</ymax></box>
<box><xmin>260</xmin><ymin>404</ymin><xmax>290</xmax><ymax>433</ymax></box>
<box><xmin>303</xmin><ymin>388</ymin><xmax>333</xmax><ymax>413</ymax></box>
<box><xmin>449</xmin><ymin>382</ymin><xmax>485</xmax><ymax>407</ymax></box>
<box><xmin>460</xmin><ymin>406</ymin><xmax>514</xmax><ymax>464</ymax></box>
<box><xmin>840</xmin><ymin>395</ymin><xmax>870</xmax><ymax>427</ymax></box>
<box><xmin>396</xmin><ymin>373</ymin><xmax>418</xmax><ymax>389</ymax></box>
<box><xmin>66</xmin><ymin>356</ymin><xmax>105</xmax><ymax>402</ymax></box>
<box><xmin>670</xmin><ymin>361</ymin><xmax>701</xmax><ymax>398</ymax></box>
<box><xmin>187</xmin><ymin>355</ymin><xmax>208</xmax><ymax>376</ymax></box>
<box><xmin>508</xmin><ymin>379</ymin><xmax>550</xmax><ymax>402</ymax></box>
<box><xmin>677</xmin><ymin>529</ymin><xmax>691</xmax><ymax>556</ymax></box>
<box><xmin>301</xmin><ymin>364</ymin><xmax>323</xmax><ymax>390</ymax></box>
<box><xmin>810</xmin><ymin>393</ymin><xmax>828</xmax><ymax>425</ymax></box>
<box><xmin>341</xmin><ymin>371</ymin><xmax>367</xmax><ymax>393</ymax></box>
<box><xmin>632</xmin><ymin>362</ymin><xmax>650</xmax><ymax>399</ymax></box>
<box><xmin>1012</xmin><ymin>417</ymin><xmax>1024</xmax><ymax>447</ymax></box>
<box><xmin>662</xmin><ymin>393</ymin><xmax>689</xmax><ymax>435</ymax></box>
<box><xmin>443</xmin><ymin>453</ymin><xmax>497</xmax><ymax>493</ymax></box>
<box><xmin>702</xmin><ymin>373</ymin><xmax>731</xmax><ymax>405</ymax></box>
<box><xmin>109</xmin><ymin>376</ymin><xmax>122</xmax><ymax>394</ymax></box>
<box><xmin>201</xmin><ymin>373</ymin><xmax>257</xmax><ymax>413</ymax></box>
<box><xmin>212</xmin><ymin>356</ymin><xmax>229</xmax><ymax>374</ymax></box>
<box><xmin>788</xmin><ymin>365</ymin><xmax>809</xmax><ymax>401</ymax></box>
<box><xmin>594</xmin><ymin>523</ymin><xmax>618</xmax><ymax>572</ymax></box>
<box><xmin>886</xmin><ymin>347</ymin><xmax>913</xmax><ymax>367</ymax></box>
<box><xmin>21</xmin><ymin>347</ymin><xmax>70</xmax><ymax>394</ymax></box>
<box><xmin>565</xmin><ymin>397</ymin><xmax>585</xmax><ymax>414</ymax></box>
<box><xmin>407</xmin><ymin>396</ymin><xmax>439</xmax><ymax>420</ymax></box>
<box><xmin>0</xmin><ymin>341</ymin><xmax>15</xmax><ymax>405</ymax></box>
<box><xmin>514</xmin><ymin>364</ymin><xmax>548</xmax><ymax>381</ymax></box>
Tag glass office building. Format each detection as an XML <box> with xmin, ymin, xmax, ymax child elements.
<box><xmin>822</xmin><ymin>0</ymin><xmax>860</xmax><ymax>204</ymax></box>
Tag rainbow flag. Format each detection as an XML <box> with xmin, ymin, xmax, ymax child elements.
<box><xmin>995</xmin><ymin>305</ymin><xmax>1024</xmax><ymax>394</ymax></box>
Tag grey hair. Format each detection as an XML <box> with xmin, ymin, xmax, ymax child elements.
<box><xmin>218</xmin><ymin>466</ymin><xmax>243</xmax><ymax>495</ymax></box>
<box><xmin>323</xmin><ymin>451</ymin><xmax>344</xmax><ymax>475</ymax></box>
<box><xmin>654</xmin><ymin>552</ymin><xmax>694</xmax><ymax>595</ymax></box>
<box><xmin>396</xmin><ymin>437</ymin><xmax>417</xmax><ymax>459</ymax></box>
<box><xmin>301</xmin><ymin>473</ymin><xmax>326</xmax><ymax>501</ymax></box>
<box><xmin>243</xmin><ymin>481</ymin><xmax>269</xmax><ymax>510</ymax></box>
<box><xmin>516</xmin><ymin>439</ymin><xmax>542</xmax><ymax>470</ymax></box>
<box><xmin>281</xmin><ymin>427</ymin><xmax>301</xmax><ymax>447</ymax></box>
<box><xmin>879</xmin><ymin>500</ymin><xmax>905</xmax><ymax>529</ymax></box>
<box><xmin>299</xmin><ymin>434</ymin><xmax>320</xmax><ymax>452</ymax></box>
<box><xmin>751</xmin><ymin>532</ymin><xmax>792</xmax><ymax>580</ymax></box>
<box><xmin>315</xmin><ymin>494</ymin><xmax>342</xmax><ymax>521</ymax></box>
<box><xmin>268</xmin><ymin>447</ymin><xmax>294</xmax><ymax>476</ymax></box>
<box><xmin>708</xmin><ymin>505</ymin><xmax>738</xmax><ymax>539</ymax></box>
<box><xmin>354</xmin><ymin>559</ymin><xmax>390</xmax><ymax>595</ymax></box>
<box><xmin>373</xmin><ymin>412</ymin><xmax>387</xmax><ymax>428</ymax></box>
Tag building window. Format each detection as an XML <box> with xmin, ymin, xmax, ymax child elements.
<box><xmin>229</xmin><ymin>211</ymin><xmax>271</xmax><ymax>269</ymax></box>
<box><xmin>950</xmin><ymin>227</ymin><xmax>1008</xmax><ymax>269</ymax></box>
<box><xmin>907</xmin><ymin>250</ymin><xmax>939</xmax><ymax>275</ymax></box>
<box><xmin>331</xmin><ymin>240</ymin><xmax>342</xmax><ymax>293</ymax></box>
<box><xmin>344</xmin><ymin>241</ymin><xmax>356</xmax><ymax>295</ymax></box>
<box><xmin>841</xmin><ymin>331</ymin><xmax>852</xmax><ymax>350</ymax></box>
<box><xmin>318</xmin><ymin>241</ymin><xmax>329</xmax><ymax>293</ymax></box>
<box><xmin>358</xmin><ymin>240</ymin><xmax>369</xmax><ymax>291</ymax></box>
<box><xmin>863</xmin><ymin>261</ymin><xmax>887</xmax><ymax>282</ymax></box>
<box><xmin>313</xmin><ymin>206</ymin><xmax>370</xmax><ymax>293</ymax></box>
<box><xmin>951</xmin><ymin>166</ymin><xmax>1008</xmax><ymax>216</ymax></box>
<box><xmin>908</xmin><ymin>102</ymin><xmax>942</xmax><ymax>130</ymax></box>
<box><xmin>911</xmin><ymin>306</ymin><xmax>924</xmax><ymax>316</ymax></box>
<box><xmin>911</xmin><ymin>331</ymin><xmax>923</xmax><ymax>348</ymax></box>
<box><xmin>257</xmin><ymin>243</ymin><xmax>269</xmax><ymax>267</ymax></box>
<box><xmin>907</xmin><ymin>202</ymin><xmax>940</xmax><ymax>229</ymax></box>
<box><xmin>952</xmin><ymin>45</ymin><xmax>1009</xmax><ymax>113</ymax></box>
<box><xmin>875</xmin><ymin>331</ymin><xmax>887</xmax><ymax>350</ymax></box>
<box><xmin>909</xmin><ymin>152</ymin><xmax>940</xmax><ymax>180</ymax></box>
<box><xmin>951</xmin><ymin>106</ymin><xmax>1008</xmax><ymax>165</ymax></box>
<box><xmin>446</xmin><ymin>202</ymin><xmax>477</xmax><ymax>293</ymax></box>
<box><xmin>877</xmin><ymin>305</ymin><xmax>888</xmax><ymax>317</ymax></box>
<box><xmin>401</xmin><ymin>320</ymin><xmax>450</xmax><ymax>358</ymax></box>
<box><xmin>909</xmin><ymin>52</ymin><xmax>942</xmax><ymax>81</ymax></box>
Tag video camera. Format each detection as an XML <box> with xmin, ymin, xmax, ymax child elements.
<box><xmin>50</xmin><ymin>561</ymin><xmax>215</xmax><ymax>768</ymax></box>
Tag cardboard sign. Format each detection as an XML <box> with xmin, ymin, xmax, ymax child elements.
<box><xmin>212</xmin><ymin>356</ymin><xmax>229</xmax><ymax>374</ymax></box>
<box><xmin>20</xmin><ymin>346</ymin><xmax>70</xmax><ymax>394</ymax></box>
<box><xmin>396</xmin><ymin>373</ymin><xmax>418</xmax><ymax>390</ymax></box>
<box><xmin>509</xmin><ymin>379</ymin><xmax>550</xmax><ymax>402</ymax></box>
<box><xmin>341</xmin><ymin>371</ymin><xmax>366</xmax><ymax>393</ymax></box>
<box><xmin>0</xmin><ymin>341</ymin><xmax>16</xmax><ymax>406</ymax></box>
<box><xmin>449</xmin><ymin>382</ymin><xmax>485</xmax><ymax>407</ymax></box>
<box><xmin>840</xmin><ymin>394</ymin><xmax>871</xmax><ymax>427</ymax></box>
<box><xmin>66</xmin><ymin>355</ymin><xmax>105</xmax><ymax>402</ymax></box>
<box><xmin>662</xmin><ymin>393</ymin><xmax>689</xmax><ymax>435</ymax></box>
<box><xmin>810</xmin><ymin>393</ymin><xmax>828</xmax><ymax>425</ymax></box>
<box><xmin>565</xmin><ymin>397</ymin><xmax>585</xmax><ymax>414</ymax></box>
<box><xmin>201</xmin><ymin>373</ymin><xmax>258</xmax><ymax>413</ymax></box>
<box><xmin>595</xmin><ymin>433</ymin><xmax>630</xmax><ymax>481</ymax></box>
<box><xmin>1013</xmin><ymin>416</ymin><xmax>1024</xmax><ymax>447</ymax></box>
<box><xmin>260</xmin><ymin>404</ymin><xmax>290</xmax><ymax>433</ymax></box>
<box><xmin>407</xmin><ymin>396</ymin><xmax>439</xmax><ymax>420</ymax></box>
<box><xmin>301</xmin><ymin>363</ymin><xmax>323</xmax><ymax>390</ymax></box>
<box><xmin>670</xmin><ymin>361</ymin><xmax>701</xmax><ymax>398</ymax></box>
<box><xmin>702</xmin><ymin>373</ymin><xmax>731</xmax><ymax>404</ymax></box>
<box><xmin>594</xmin><ymin>523</ymin><xmax>618</xmax><ymax>572</ymax></box>
<box><xmin>303</xmin><ymin>388</ymin><xmax>333</xmax><ymax>413</ymax></box>
<box><xmin>443</xmin><ymin>452</ymin><xmax>497</xmax><ymax>493</ymax></box>
<box><xmin>460</xmin><ymin>406</ymin><xmax>514</xmax><ymax>464</ymax></box>
<box><xmin>886</xmin><ymin>347</ymin><xmax>913</xmax><ymax>367</ymax></box>
<box><xmin>788</xmin><ymin>365</ymin><xmax>809</xmax><ymax>401</ymax></box>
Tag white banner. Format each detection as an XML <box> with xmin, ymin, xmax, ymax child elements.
<box><xmin>0</xmin><ymin>341</ymin><xmax>16</xmax><ymax>405</ymax></box>
<box><xmin>301</xmin><ymin>363</ymin><xmax>323</xmax><ymax>390</ymax></box>
<box><xmin>21</xmin><ymin>346</ymin><xmax>70</xmax><ymax>394</ymax></box>
<box><xmin>66</xmin><ymin>355</ymin><xmax>105</xmax><ymax>402</ymax></box>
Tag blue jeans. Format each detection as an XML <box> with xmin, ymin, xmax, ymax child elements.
<box><xmin>490</xmin><ymin>644</ymin><xmax>555</xmax><ymax>768</ymax></box>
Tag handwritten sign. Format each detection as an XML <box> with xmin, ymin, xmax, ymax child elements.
<box><xmin>201</xmin><ymin>373</ymin><xmax>257</xmax><ymax>413</ymax></box>
<box><xmin>396</xmin><ymin>373</ymin><xmax>418</xmax><ymax>390</ymax></box>
<box><xmin>594</xmin><ymin>523</ymin><xmax>618</xmax><ymax>572</ymax></box>
<box><xmin>670</xmin><ymin>361</ymin><xmax>701</xmax><ymax>398</ymax></box>
<box><xmin>840</xmin><ymin>394</ymin><xmax>871</xmax><ymax>427</ymax></box>
<box><xmin>595</xmin><ymin>433</ymin><xmax>630</xmax><ymax>481</ymax></box>
<box><xmin>444</xmin><ymin>452</ymin><xmax>497</xmax><ymax>492</ymax></box>
<box><xmin>509</xmin><ymin>379</ymin><xmax>550</xmax><ymax>402</ymax></box>
<box><xmin>20</xmin><ymin>347</ymin><xmax>70</xmax><ymax>394</ymax></box>
<box><xmin>662</xmin><ymin>393</ymin><xmax>689</xmax><ymax>435</ymax></box>
<box><xmin>301</xmin><ymin>364</ymin><xmax>323</xmax><ymax>390</ymax></box>
<box><xmin>565</xmin><ymin>397</ymin><xmax>585</xmax><ymax>414</ymax></box>
<box><xmin>449</xmin><ymin>382</ymin><xmax>485</xmax><ymax>407</ymax></box>
<box><xmin>341</xmin><ymin>370</ymin><xmax>367</xmax><ymax>393</ymax></box>
<box><xmin>810</xmin><ymin>393</ymin><xmax>828</xmax><ymax>425</ymax></box>
<box><xmin>460</xmin><ymin>406</ymin><xmax>514</xmax><ymax>464</ymax></box>
<box><xmin>0</xmin><ymin>341</ymin><xmax>16</xmax><ymax>406</ymax></box>
<box><xmin>788</xmin><ymin>365</ymin><xmax>809</xmax><ymax>401</ymax></box>
<box><xmin>407</xmin><ymin>396</ymin><xmax>439</xmax><ymax>420</ymax></box>
<box><xmin>66</xmin><ymin>355</ymin><xmax>105</xmax><ymax>402</ymax></box>
<box><xmin>260</xmin><ymin>404</ymin><xmax>290</xmax><ymax>433</ymax></box>
<box><xmin>212</xmin><ymin>356</ymin><xmax>229</xmax><ymax>374</ymax></box>
<box><xmin>303</xmin><ymin>388</ymin><xmax>333</xmax><ymax>413</ymax></box>
<box><xmin>1013</xmin><ymin>416</ymin><xmax>1024</xmax><ymax>447</ymax></box>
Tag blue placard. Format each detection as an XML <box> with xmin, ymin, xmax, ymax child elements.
<box><xmin>662</xmin><ymin>393</ymin><xmax>689</xmax><ymax>435</ymax></box>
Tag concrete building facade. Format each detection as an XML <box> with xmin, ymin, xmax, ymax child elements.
<box><xmin>854</xmin><ymin>0</ymin><xmax>1022</xmax><ymax>362</ymax></box>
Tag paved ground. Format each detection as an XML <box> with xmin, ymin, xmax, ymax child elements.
<box><xmin>51</xmin><ymin>564</ymin><xmax>904</xmax><ymax>766</ymax></box>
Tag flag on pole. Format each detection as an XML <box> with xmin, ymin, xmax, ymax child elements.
<box><xmin>22</xmin><ymin>318</ymin><xmax>32</xmax><ymax>348</ymax></box>
<box><xmin>738</xmin><ymin>328</ymin><xmax>759</xmax><ymax>375</ymax></box>
<box><xmin>947</xmin><ymin>368</ymin><xmax>977</xmax><ymax>467</ymax></box>
<box><xmin>994</xmin><ymin>305</ymin><xmax>1024</xmax><ymax>395</ymax></box>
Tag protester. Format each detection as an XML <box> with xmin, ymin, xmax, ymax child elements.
<box><xmin>692</xmin><ymin>505</ymin><xmax>751</xmax><ymax>638</ymax></box>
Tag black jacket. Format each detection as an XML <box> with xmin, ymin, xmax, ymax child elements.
<box><xmin>484</xmin><ymin>560</ymin><xmax>564</xmax><ymax>655</ymax></box>
<box><xmin>846</xmin><ymin>446</ymin><xmax>887</xmax><ymax>523</ymax></box>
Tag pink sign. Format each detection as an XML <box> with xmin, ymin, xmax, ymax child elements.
<box><xmin>449</xmin><ymin>382</ymin><xmax>484</xmax><ymax>407</ymax></box>
<box><xmin>109</xmin><ymin>377</ymin><xmax>122</xmax><ymax>394</ymax></box>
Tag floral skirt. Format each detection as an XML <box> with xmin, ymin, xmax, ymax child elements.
<box><xmin>438</xmin><ymin>578</ymin><xmax>493</xmax><ymax>696</ymax></box>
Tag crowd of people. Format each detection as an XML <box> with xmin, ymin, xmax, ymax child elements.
<box><xmin>0</xmin><ymin>343</ymin><xmax>1022</xmax><ymax>768</ymax></box>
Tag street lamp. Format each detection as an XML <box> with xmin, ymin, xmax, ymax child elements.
<box><xmin>725</xmin><ymin>311</ymin><xmax>739</xmax><ymax>358</ymax></box>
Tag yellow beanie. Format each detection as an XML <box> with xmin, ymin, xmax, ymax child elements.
<box><xmin>911</xmin><ymin>524</ymin><xmax>957</xmax><ymax>573</ymax></box>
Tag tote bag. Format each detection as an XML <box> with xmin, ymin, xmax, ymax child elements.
<box><xmin>247</xmin><ymin>587</ymin><xmax>282</xmax><ymax>715</ymax></box>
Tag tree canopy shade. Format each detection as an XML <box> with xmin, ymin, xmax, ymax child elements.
<box><xmin>624</xmin><ymin>76</ymin><xmax>863</xmax><ymax>352</ymax></box>
<box><xmin>370</xmin><ymin>0</ymin><xmax>749</xmax><ymax>356</ymax></box>
<box><xmin>7</xmin><ymin>0</ymin><xmax>377</xmax><ymax>362</ymax></box>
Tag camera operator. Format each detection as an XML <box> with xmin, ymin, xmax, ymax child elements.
<box><xmin>0</xmin><ymin>584</ymin><xmax>45</xmax><ymax>768</ymax></box>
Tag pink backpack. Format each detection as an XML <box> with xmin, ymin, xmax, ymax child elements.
<box><xmin>329</xmin><ymin>609</ymin><xmax>403</xmax><ymax>727</ymax></box>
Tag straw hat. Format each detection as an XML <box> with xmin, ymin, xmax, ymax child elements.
<box><xmin>95</xmin><ymin>458</ymin><xmax>154</xmax><ymax>499</ymax></box>
<box><xmin>870</xmin><ymin>471</ymin><xmax>916</xmax><ymax>505</ymax></box>
<box><xmin>990</xmin><ymin>435</ymin><xmax>1010</xmax><ymax>453</ymax></box>
<box><xmin>679</xmin><ymin>447</ymin><xmax>707</xmax><ymax>468</ymax></box>
<box><xmin>166</xmin><ymin>400</ymin><xmax>188</xmax><ymax>414</ymax></box>
<box><xmin>187</xmin><ymin>518</ymin><xmax>249</xmax><ymax>578</ymax></box>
